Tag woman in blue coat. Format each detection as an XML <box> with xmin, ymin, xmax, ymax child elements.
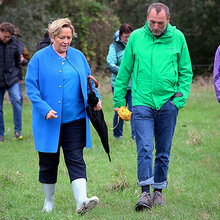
<box><xmin>25</xmin><ymin>18</ymin><xmax>100</xmax><ymax>215</ymax></box>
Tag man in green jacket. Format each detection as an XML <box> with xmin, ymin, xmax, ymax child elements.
<box><xmin>113</xmin><ymin>3</ymin><xmax>193</xmax><ymax>210</ymax></box>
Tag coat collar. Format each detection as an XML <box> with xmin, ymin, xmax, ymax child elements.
<box><xmin>144</xmin><ymin>21</ymin><xmax>175</xmax><ymax>43</ymax></box>
<box><xmin>48</xmin><ymin>44</ymin><xmax>72</xmax><ymax>58</ymax></box>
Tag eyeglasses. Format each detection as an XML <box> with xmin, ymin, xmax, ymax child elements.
<box><xmin>121</xmin><ymin>36</ymin><xmax>129</xmax><ymax>39</ymax></box>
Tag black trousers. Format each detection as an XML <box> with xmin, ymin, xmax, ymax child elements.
<box><xmin>38</xmin><ymin>118</ymin><xmax>87</xmax><ymax>184</ymax></box>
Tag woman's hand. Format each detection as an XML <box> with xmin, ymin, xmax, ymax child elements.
<box><xmin>46</xmin><ymin>110</ymin><xmax>58</xmax><ymax>120</ymax></box>
<box><xmin>94</xmin><ymin>100</ymin><xmax>102</xmax><ymax>111</ymax></box>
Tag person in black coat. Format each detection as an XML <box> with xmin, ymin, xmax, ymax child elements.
<box><xmin>36</xmin><ymin>31</ymin><xmax>51</xmax><ymax>51</ymax></box>
<box><xmin>0</xmin><ymin>22</ymin><xmax>23</xmax><ymax>141</ymax></box>
<box><xmin>36</xmin><ymin>31</ymin><xmax>73</xmax><ymax>51</ymax></box>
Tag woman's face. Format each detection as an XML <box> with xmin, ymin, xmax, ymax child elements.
<box><xmin>51</xmin><ymin>27</ymin><xmax>72</xmax><ymax>55</ymax></box>
<box><xmin>120</xmin><ymin>32</ymin><xmax>131</xmax><ymax>44</ymax></box>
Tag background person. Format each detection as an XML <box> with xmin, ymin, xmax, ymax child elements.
<box><xmin>13</xmin><ymin>26</ymin><xmax>30</xmax><ymax>105</ymax></box>
<box><xmin>25</xmin><ymin>18</ymin><xmax>101</xmax><ymax>215</ymax></box>
<box><xmin>107</xmin><ymin>23</ymin><xmax>135</xmax><ymax>140</ymax></box>
<box><xmin>0</xmin><ymin>22</ymin><xmax>23</xmax><ymax>141</ymax></box>
<box><xmin>13</xmin><ymin>26</ymin><xmax>30</xmax><ymax>66</ymax></box>
<box><xmin>113</xmin><ymin>3</ymin><xmax>193</xmax><ymax>210</ymax></box>
<box><xmin>213</xmin><ymin>45</ymin><xmax>220</xmax><ymax>102</ymax></box>
<box><xmin>36</xmin><ymin>31</ymin><xmax>51</xmax><ymax>51</ymax></box>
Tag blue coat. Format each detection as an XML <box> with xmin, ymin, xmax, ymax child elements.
<box><xmin>25</xmin><ymin>45</ymin><xmax>100</xmax><ymax>153</ymax></box>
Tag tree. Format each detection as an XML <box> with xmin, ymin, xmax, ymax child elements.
<box><xmin>61</xmin><ymin>0</ymin><xmax>120</xmax><ymax>70</ymax></box>
<box><xmin>0</xmin><ymin>0</ymin><xmax>53</xmax><ymax>56</ymax></box>
<box><xmin>0</xmin><ymin>0</ymin><xmax>120</xmax><ymax>71</ymax></box>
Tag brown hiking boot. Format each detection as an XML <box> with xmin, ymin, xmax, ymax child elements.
<box><xmin>152</xmin><ymin>191</ymin><xmax>165</xmax><ymax>206</ymax></box>
<box><xmin>135</xmin><ymin>192</ymin><xmax>153</xmax><ymax>211</ymax></box>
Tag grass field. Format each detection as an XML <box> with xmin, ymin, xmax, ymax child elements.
<box><xmin>0</xmin><ymin>76</ymin><xmax>219</xmax><ymax>219</ymax></box>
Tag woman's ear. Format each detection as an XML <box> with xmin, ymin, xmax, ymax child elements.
<box><xmin>49</xmin><ymin>35</ymin><xmax>53</xmax><ymax>43</ymax></box>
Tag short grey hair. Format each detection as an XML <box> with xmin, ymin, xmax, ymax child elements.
<box><xmin>48</xmin><ymin>18</ymin><xmax>77</xmax><ymax>39</ymax></box>
<box><xmin>147</xmin><ymin>3</ymin><xmax>170</xmax><ymax>18</ymax></box>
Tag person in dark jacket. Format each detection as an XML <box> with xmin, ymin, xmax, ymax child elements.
<box><xmin>13</xmin><ymin>26</ymin><xmax>30</xmax><ymax>105</ymax></box>
<box><xmin>36</xmin><ymin>31</ymin><xmax>51</xmax><ymax>51</ymax></box>
<box><xmin>13</xmin><ymin>27</ymin><xmax>30</xmax><ymax>66</ymax></box>
<box><xmin>106</xmin><ymin>23</ymin><xmax>135</xmax><ymax>140</ymax></box>
<box><xmin>36</xmin><ymin>31</ymin><xmax>73</xmax><ymax>51</ymax></box>
<box><xmin>0</xmin><ymin>22</ymin><xmax>23</xmax><ymax>141</ymax></box>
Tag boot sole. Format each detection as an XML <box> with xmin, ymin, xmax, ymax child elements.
<box><xmin>78</xmin><ymin>198</ymin><xmax>99</xmax><ymax>215</ymax></box>
<box><xmin>135</xmin><ymin>202</ymin><xmax>152</xmax><ymax>211</ymax></box>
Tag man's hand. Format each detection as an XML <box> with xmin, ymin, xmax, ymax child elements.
<box><xmin>114</xmin><ymin>108</ymin><xmax>120</xmax><ymax>114</ymax></box>
<box><xmin>20</xmin><ymin>55</ymin><xmax>24</xmax><ymax>64</ymax></box>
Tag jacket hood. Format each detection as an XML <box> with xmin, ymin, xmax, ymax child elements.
<box><xmin>113</xmin><ymin>30</ymin><xmax>125</xmax><ymax>45</ymax></box>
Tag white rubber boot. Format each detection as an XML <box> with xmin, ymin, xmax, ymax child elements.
<box><xmin>71</xmin><ymin>178</ymin><xmax>99</xmax><ymax>215</ymax></box>
<box><xmin>42</xmin><ymin>183</ymin><xmax>55</xmax><ymax>212</ymax></box>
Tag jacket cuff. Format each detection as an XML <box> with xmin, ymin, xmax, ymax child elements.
<box><xmin>113</xmin><ymin>100</ymin><xmax>126</xmax><ymax>108</ymax></box>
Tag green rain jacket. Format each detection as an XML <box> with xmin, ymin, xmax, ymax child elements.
<box><xmin>113</xmin><ymin>22</ymin><xmax>193</xmax><ymax>110</ymax></box>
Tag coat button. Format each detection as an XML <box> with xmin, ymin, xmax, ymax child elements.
<box><xmin>59</xmin><ymin>85</ymin><xmax>61</xmax><ymax>88</ymax></box>
<box><xmin>59</xmin><ymin>70</ymin><xmax>62</xmax><ymax>72</ymax></box>
<box><xmin>58</xmin><ymin>101</ymin><xmax>61</xmax><ymax>103</ymax></box>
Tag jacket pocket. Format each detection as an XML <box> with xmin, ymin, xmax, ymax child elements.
<box><xmin>172</xmin><ymin>59</ymin><xmax>178</xmax><ymax>86</ymax></box>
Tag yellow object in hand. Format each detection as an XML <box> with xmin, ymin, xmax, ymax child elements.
<box><xmin>112</xmin><ymin>106</ymin><xmax>132</xmax><ymax>130</ymax></box>
<box><xmin>118</xmin><ymin>106</ymin><xmax>132</xmax><ymax>121</ymax></box>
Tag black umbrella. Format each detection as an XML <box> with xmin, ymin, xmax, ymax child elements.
<box><xmin>86</xmin><ymin>75</ymin><xmax>111</xmax><ymax>162</ymax></box>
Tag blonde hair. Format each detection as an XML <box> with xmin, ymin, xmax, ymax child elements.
<box><xmin>48</xmin><ymin>18</ymin><xmax>77</xmax><ymax>39</ymax></box>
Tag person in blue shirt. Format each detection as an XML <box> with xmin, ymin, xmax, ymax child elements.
<box><xmin>25</xmin><ymin>18</ymin><xmax>101</xmax><ymax>215</ymax></box>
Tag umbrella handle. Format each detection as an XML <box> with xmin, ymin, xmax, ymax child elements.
<box><xmin>88</xmin><ymin>75</ymin><xmax>98</xmax><ymax>92</ymax></box>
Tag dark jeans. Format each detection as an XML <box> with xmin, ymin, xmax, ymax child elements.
<box><xmin>38</xmin><ymin>118</ymin><xmax>86</xmax><ymax>184</ymax></box>
<box><xmin>133</xmin><ymin>100</ymin><xmax>178</xmax><ymax>189</ymax></box>
<box><xmin>112</xmin><ymin>88</ymin><xmax>135</xmax><ymax>139</ymax></box>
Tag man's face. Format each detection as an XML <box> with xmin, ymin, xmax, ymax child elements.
<box><xmin>0</xmin><ymin>31</ymin><xmax>12</xmax><ymax>43</ymax></box>
<box><xmin>147</xmin><ymin>8</ymin><xmax>170</xmax><ymax>36</ymax></box>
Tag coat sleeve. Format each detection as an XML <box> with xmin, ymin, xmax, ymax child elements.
<box><xmin>25</xmin><ymin>55</ymin><xmax>52</xmax><ymax>117</ymax></box>
<box><xmin>213</xmin><ymin>46</ymin><xmax>220</xmax><ymax>102</ymax></box>
<box><xmin>106</xmin><ymin>43</ymin><xmax>119</xmax><ymax>75</ymax></box>
<box><xmin>113</xmin><ymin>36</ymin><xmax>133</xmax><ymax>108</ymax></box>
<box><xmin>172</xmin><ymin>34</ymin><xmax>193</xmax><ymax>110</ymax></box>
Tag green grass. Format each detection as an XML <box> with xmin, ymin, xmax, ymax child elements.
<box><xmin>0</xmin><ymin>77</ymin><xmax>219</xmax><ymax>219</ymax></box>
